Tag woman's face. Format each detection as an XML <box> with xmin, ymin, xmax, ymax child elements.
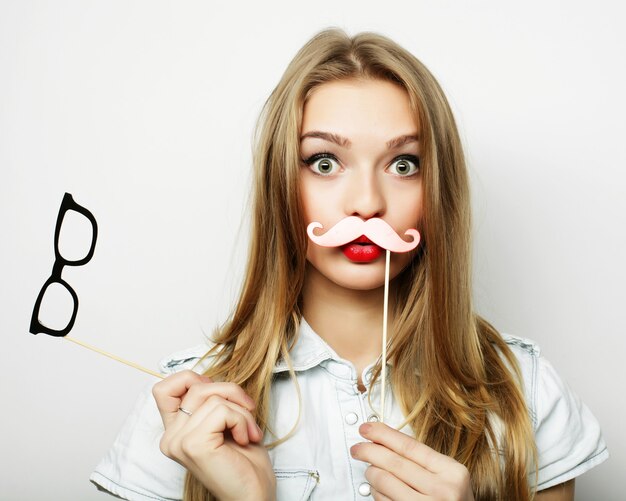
<box><xmin>299</xmin><ymin>78</ymin><xmax>423</xmax><ymax>291</ymax></box>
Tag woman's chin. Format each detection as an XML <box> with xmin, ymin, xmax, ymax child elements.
<box><xmin>323</xmin><ymin>263</ymin><xmax>389</xmax><ymax>292</ymax></box>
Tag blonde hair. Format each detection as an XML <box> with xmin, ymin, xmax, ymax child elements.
<box><xmin>185</xmin><ymin>28</ymin><xmax>537</xmax><ymax>500</ymax></box>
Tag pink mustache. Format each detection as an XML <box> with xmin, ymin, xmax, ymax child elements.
<box><xmin>307</xmin><ymin>216</ymin><xmax>420</xmax><ymax>253</ymax></box>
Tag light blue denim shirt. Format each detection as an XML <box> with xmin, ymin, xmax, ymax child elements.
<box><xmin>90</xmin><ymin>319</ymin><xmax>608</xmax><ymax>500</ymax></box>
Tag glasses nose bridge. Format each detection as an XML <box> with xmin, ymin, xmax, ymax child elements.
<box><xmin>51</xmin><ymin>258</ymin><xmax>66</xmax><ymax>279</ymax></box>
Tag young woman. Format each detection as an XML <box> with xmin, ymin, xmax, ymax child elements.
<box><xmin>90</xmin><ymin>28</ymin><xmax>607</xmax><ymax>501</ymax></box>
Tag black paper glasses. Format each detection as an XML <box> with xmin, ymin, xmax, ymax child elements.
<box><xmin>30</xmin><ymin>192</ymin><xmax>98</xmax><ymax>337</ymax></box>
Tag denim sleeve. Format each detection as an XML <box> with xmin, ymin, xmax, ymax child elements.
<box><xmin>89</xmin><ymin>382</ymin><xmax>186</xmax><ymax>501</ymax></box>
<box><xmin>89</xmin><ymin>344</ymin><xmax>214</xmax><ymax>500</ymax></box>
<box><xmin>532</xmin><ymin>354</ymin><xmax>609</xmax><ymax>490</ymax></box>
<box><xmin>503</xmin><ymin>335</ymin><xmax>608</xmax><ymax>490</ymax></box>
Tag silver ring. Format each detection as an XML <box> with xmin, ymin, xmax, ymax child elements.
<box><xmin>178</xmin><ymin>406</ymin><xmax>193</xmax><ymax>416</ymax></box>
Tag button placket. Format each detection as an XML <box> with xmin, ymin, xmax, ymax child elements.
<box><xmin>337</xmin><ymin>374</ymin><xmax>372</xmax><ymax>499</ymax></box>
<box><xmin>362</xmin><ymin>374</ymin><xmax>390</xmax><ymax>427</ymax></box>
<box><xmin>356</xmin><ymin>381</ymin><xmax>381</xmax><ymax>425</ymax></box>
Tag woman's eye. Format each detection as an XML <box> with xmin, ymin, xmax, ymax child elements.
<box><xmin>303</xmin><ymin>153</ymin><xmax>340</xmax><ymax>176</ymax></box>
<box><xmin>388</xmin><ymin>155</ymin><xmax>420</xmax><ymax>177</ymax></box>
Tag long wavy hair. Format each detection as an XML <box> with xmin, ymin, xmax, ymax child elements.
<box><xmin>184</xmin><ymin>28</ymin><xmax>537</xmax><ymax>500</ymax></box>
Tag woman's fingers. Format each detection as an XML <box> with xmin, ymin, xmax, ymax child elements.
<box><xmin>365</xmin><ymin>465</ymin><xmax>427</xmax><ymax>500</ymax></box>
<box><xmin>163</xmin><ymin>397</ymin><xmax>260</xmax><ymax>468</ymax></box>
<box><xmin>178</xmin><ymin>377</ymin><xmax>256</xmax><ymax>414</ymax></box>
<box><xmin>152</xmin><ymin>370</ymin><xmax>256</xmax><ymax>429</ymax></box>
<box><xmin>173</xmin><ymin>394</ymin><xmax>263</xmax><ymax>446</ymax></box>
<box><xmin>352</xmin><ymin>441</ymin><xmax>433</xmax><ymax>494</ymax></box>
<box><xmin>182</xmin><ymin>400</ymin><xmax>256</xmax><ymax>453</ymax></box>
<box><xmin>359</xmin><ymin>422</ymin><xmax>449</xmax><ymax>473</ymax></box>
<box><xmin>152</xmin><ymin>370</ymin><xmax>213</xmax><ymax>428</ymax></box>
<box><xmin>370</xmin><ymin>486</ymin><xmax>394</xmax><ymax>501</ymax></box>
<box><xmin>152</xmin><ymin>368</ymin><xmax>268</xmax><ymax>496</ymax></box>
<box><xmin>355</xmin><ymin>423</ymin><xmax>473</xmax><ymax>500</ymax></box>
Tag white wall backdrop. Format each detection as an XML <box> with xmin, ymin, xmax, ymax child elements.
<box><xmin>1</xmin><ymin>1</ymin><xmax>623</xmax><ymax>499</ymax></box>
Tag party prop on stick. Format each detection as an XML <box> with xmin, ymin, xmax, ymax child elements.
<box><xmin>307</xmin><ymin>216</ymin><xmax>420</xmax><ymax>423</ymax></box>
<box><xmin>29</xmin><ymin>193</ymin><xmax>163</xmax><ymax>379</ymax></box>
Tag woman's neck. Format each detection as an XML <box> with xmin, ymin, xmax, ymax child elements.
<box><xmin>301</xmin><ymin>264</ymin><xmax>391</xmax><ymax>371</ymax></box>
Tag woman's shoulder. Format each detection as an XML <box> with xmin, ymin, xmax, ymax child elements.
<box><xmin>495</xmin><ymin>332</ymin><xmax>609</xmax><ymax>490</ymax></box>
<box><xmin>89</xmin><ymin>340</ymin><xmax>221</xmax><ymax>501</ymax></box>
<box><xmin>157</xmin><ymin>339</ymin><xmax>221</xmax><ymax>375</ymax></box>
<box><xmin>499</xmin><ymin>332</ymin><xmax>541</xmax><ymax>366</ymax></box>
<box><xmin>90</xmin><ymin>379</ymin><xmax>185</xmax><ymax>500</ymax></box>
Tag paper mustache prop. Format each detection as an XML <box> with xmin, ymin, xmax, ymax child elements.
<box><xmin>29</xmin><ymin>193</ymin><xmax>162</xmax><ymax>378</ymax></box>
<box><xmin>307</xmin><ymin>217</ymin><xmax>420</xmax><ymax>423</ymax></box>
<box><xmin>307</xmin><ymin>216</ymin><xmax>420</xmax><ymax>252</ymax></box>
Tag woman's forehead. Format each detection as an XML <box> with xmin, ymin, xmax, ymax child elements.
<box><xmin>300</xmin><ymin>79</ymin><xmax>420</xmax><ymax>148</ymax></box>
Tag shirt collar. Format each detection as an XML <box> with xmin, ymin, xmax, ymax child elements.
<box><xmin>272</xmin><ymin>317</ymin><xmax>392</xmax><ymax>374</ymax></box>
<box><xmin>160</xmin><ymin>317</ymin><xmax>391</xmax><ymax>378</ymax></box>
<box><xmin>272</xmin><ymin>318</ymin><xmax>335</xmax><ymax>373</ymax></box>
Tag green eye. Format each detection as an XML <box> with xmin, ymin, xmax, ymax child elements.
<box><xmin>303</xmin><ymin>153</ymin><xmax>340</xmax><ymax>176</ymax></box>
<box><xmin>389</xmin><ymin>156</ymin><xmax>419</xmax><ymax>176</ymax></box>
<box><xmin>317</xmin><ymin>159</ymin><xmax>334</xmax><ymax>174</ymax></box>
<box><xmin>396</xmin><ymin>160</ymin><xmax>411</xmax><ymax>175</ymax></box>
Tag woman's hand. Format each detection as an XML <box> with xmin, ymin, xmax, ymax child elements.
<box><xmin>350</xmin><ymin>422</ymin><xmax>475</xmax><ymax>501</ymax></box>
<box><xmin>152</xmin><ymin>370</ymin><xmax>276</xmax><ymax>501</ymax></box>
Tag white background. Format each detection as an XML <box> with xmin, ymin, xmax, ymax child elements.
<box><xmin>1</xmin><ymin>1</ymin><xmax>623</xmax><ymax>499</ymax></box>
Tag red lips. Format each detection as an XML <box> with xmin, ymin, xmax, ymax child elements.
<box><xmin>341</xmin><ymin>236</ymin><xmax>383</xmax><ymax>263</ymax></box>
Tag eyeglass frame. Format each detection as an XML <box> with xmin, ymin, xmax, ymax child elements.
<box><xmin>29</xmin><ymin>192</ymin><xmax>98</xmax><ymax>337</ymax></box>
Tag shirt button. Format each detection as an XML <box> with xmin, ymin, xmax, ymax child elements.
<box><xmin>358</xmin><ymin>482</ymin><xmax>371</xmax><ymax>496</ymax></box>
<box><xmin>345</xmin><ymin>412</ymin><xmax>359</xmax><ymax>425</ymax></box>
<box><xmin>367</xmin><ymin>414</ymin><xmax>379</xmax><ymax>422</ymax></box>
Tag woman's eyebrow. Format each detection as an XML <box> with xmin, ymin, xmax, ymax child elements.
<box><xmin>386</xmin><ymin>134</ymin><xmax>419</xmax><ymax>149</ymax></box>
<box><xmin>300</xmin><ymin>131</ymin><xmax>351</xmax><ymax>147</ymax></box>
<box><xmin>300</xmin><ymin>131</ymin><xmax>419</xmax><ymax>149</ymax></box>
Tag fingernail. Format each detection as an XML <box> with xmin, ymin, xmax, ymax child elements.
<box><xmin>350</xmin><ymin>444</ymin><xmax>359</xmax><ymax>456</ymax></box>
<box><xmin>359</xmin><ymin>423</ymin><xmax>372</xmax><ymax>435</ymax></box>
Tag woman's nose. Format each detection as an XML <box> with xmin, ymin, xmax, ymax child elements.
<box><xmin>344</xmin><ymin>170</ymin><xmax>386</xmax><ymax>219</ymax></box>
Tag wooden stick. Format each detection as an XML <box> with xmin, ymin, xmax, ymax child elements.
<box><xmin>64</xmin><ymin>336</ymin><xmax>164</xmax><ymax>379</ymax></box>
<box><xmin>381</xmin><ymin>249</ymin><xmax>391</xmax><ymax>424</ymax></box>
